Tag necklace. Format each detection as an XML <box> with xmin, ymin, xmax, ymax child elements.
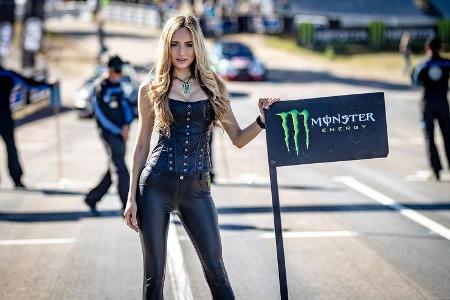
<box><xmin>173</xmin><ymin>74</ymin><xmax>192</xmax><ymax>95</ymax></box>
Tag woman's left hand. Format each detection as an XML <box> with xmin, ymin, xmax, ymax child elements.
<box><xmin>258</xmin><ymin>97</ymin><xmax>281</xmax><ymax>123</ymax></box>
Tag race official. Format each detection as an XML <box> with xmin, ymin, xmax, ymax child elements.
<box><xmin>412</xmin><ymin>37</ymin><xmax>450</xmax><ymax>180</ymax></box>
<box><xmin>84</xmin><ymin>55</ymin><xmax>134</xmax><ymax>214</ymax></box>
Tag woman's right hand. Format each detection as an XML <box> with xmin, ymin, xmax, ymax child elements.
<box><xmin>123</xmin><ymin>198</ymin><xmax>140</xmax><ymax>232</ymax></box>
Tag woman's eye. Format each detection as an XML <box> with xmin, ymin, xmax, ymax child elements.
<box><xmin>171</xmin><ymin>43</ymin><xmax>178</xmax><ymax>47</ymax></box>
<box><xmin>186</xmin><ymin>43</ymin><xmax>193</xmax><ymax>47</ymax></box>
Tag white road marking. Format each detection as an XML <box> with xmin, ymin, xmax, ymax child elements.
<box><xmin>34</xmin><ymin>178</ymin><xmax>97</xmax><ymax>189</ymax></box>
<box><xmin>0</xmin><ymin>238</ymin><xmax>76</xmax><ymax>246</ymax></box>
<box><xmin>216</xmin><ymin>173</ymin><xmax>269</xmax><ymax>185</ymax></box>
<box><xmin>388</xmin><ymin>137</ymin><xmax>443</xmax><ymax>146</ymax></box>
<box><xmin>176</xmin><ymin>231</ymin><xmax>360</xmax><ymax>240</ymax></box>
<box><xmin>261</xmin><ymin>230</ymin><xmax>359</xmax><ymax>239</ymax></box>
<box><xmin>334</xmin><ymin>176</ymin><xmax>450</xmax><ymax>241</ymax></box>
<box><xmin>167</xmin><ymin>215</ymin><xmax>193</xmax><ymax>300</ymax></box>
<box><xmin>388</xmin><ymin>137</ymin><xmax>424</xmax><ymax>146</ymax></box>
<box><xmin>405</xmin><ymin>170</ymin><xmax>450</xmax><ymax>182</ymax></box>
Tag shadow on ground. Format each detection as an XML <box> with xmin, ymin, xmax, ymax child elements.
<box><xmin>213</xmin><ymin>182</ymin><xmax>342</xmax><ymax>192</ymax></box>
<box><xmin>173</xmin><ymin>218</ymin><xmax>443</xmax><ymax>240</ymax></box>
<box><xmin>15</xmin><ymin>106</ymin><xmax>74</xmax><ymax>128</ymax></box>
<box><xmin>267</xmin><ymin>68</ymin><xmax>411</xmax><ymax>91</ymax></box>
<box><xmin>0</xmin><ymin>187</ymin><xmax>86</xmax><ymax>196</ymax></box>
<box><xmin>215</xmin><ymin>202</ymin><xmax>450</xmax><ymax>215</ymax></box>
<box><xmin>172</xmin><ymin>219</ymin><xmax>275</xmax><ymax>232</ymax></box>
<box><xmin>1</xmin><ymin>202</ymin><xmax>449</xmax><ymax>222</ymax></box>
<box><xmin>229</xmin><ymin>91</ymin><xmax>250</xmax><ymax>98</ymax></box>
<box><xmin>0</xmin><ymin>210</ymin><xmax>121</xmax><ymax>222</ymax></box>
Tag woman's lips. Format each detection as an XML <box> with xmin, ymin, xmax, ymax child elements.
<box><xmin>176</xmin><ymin>58</ymin><xmax>188</xmax><ymax>63</ymax></box>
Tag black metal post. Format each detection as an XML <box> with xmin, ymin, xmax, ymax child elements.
<box><xmin>269</xmin><ymin>166</ymin><xmax>289</xmax><ymax>300</ymax></box>
<box><xmin>22</xmin><ymin>0</ymin><xmax>45</xmax><ymax>69</ymax></box>
<box><xmin>0</xmin><ymin>0</ymin><xmax>15</xmax><ymax>64</ymax></box>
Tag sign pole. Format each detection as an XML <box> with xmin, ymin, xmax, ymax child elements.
<box><xmin>265</xmin><ymin>92</ymin><xmax>388</xmax><ymax>300</ymax></box>
<box><xmin>51</xmin><ymin>82</ymin><xmax>63</xmax><ymax>184</ymax></box>
<box><xmin>269</xmin><ymin>166</ymin><xmax>289</xmax><ymax>300</ymax></box>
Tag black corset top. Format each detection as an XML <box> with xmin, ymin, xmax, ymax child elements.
<box><xmin>146</xmin><ymin>98</ymin><xmax>214</xmax><ymax>174</ymax></box>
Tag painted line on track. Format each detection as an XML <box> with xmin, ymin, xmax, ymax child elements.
<box><xmin>167</xmin><ymin>214</ymin><xmax>193</xmax><ymax>300</ymax></box>
<box><xmin>261</xmin><ymin>230</ymin><xmax>360</xmax><ymax>239</ymax></box>
<box><xmin>404</xmin><ymin>170</ymin><xmax>450</xmax><ymax>182</ymax></box>
<box><xmin>334</xmin><ymin>176</ymin><xmax>450</xmax><ymax>241</ymax></box>
<box><xmin>388</xmin><ymin>137</ymin><xmax>443</xmax><ymax>146</ymax></box>
<box><xmin>177</xmin><ymin>231</ymin><xmax>361</xmax><ymax>240</ymax></box>
<box><xmin>0</xmin><ymin>238</ymin><xmax>76</xmax><ymax>246</ymax></box>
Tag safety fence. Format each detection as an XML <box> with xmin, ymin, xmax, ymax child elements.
<box><xmin>296</xmin><ymin>21</ymin><xmax>446</xmax><ymax>52</ymax></box>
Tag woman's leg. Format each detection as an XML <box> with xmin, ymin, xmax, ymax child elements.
<box><xmin>138</xmin><ymin>173</ymin><xmax>176</xmax><ymax>300</ymax></box>
<box><xmin>177</xmin><ymin>177</ymin><xmax>235</xmax><ymax>300</ymax></box>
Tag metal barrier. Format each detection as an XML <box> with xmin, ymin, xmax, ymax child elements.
<box><xmin>42</xmin><ymin>1</ymin><xmax>282</xmax><ymax>33</ymax></box>
<box><xmin>102</xmin><ymin>3</ymin><xmax>160</xmax><ymax>28</ymax></box>
<box><xmin>42</xmin><ymin>1</ymin><xmax>177</xmax><ymax>29</ymax></box>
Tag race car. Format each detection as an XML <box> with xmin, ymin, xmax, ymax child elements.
<box><xmin>210</xmin><ymin>41</ymin><xmax>267</xmax><ymax>81</ymax></box>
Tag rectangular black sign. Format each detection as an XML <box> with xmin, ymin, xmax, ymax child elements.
<box><xmin>265</xmin><ymin>92</ymin><xmax>389</xmax><ymax>167</ymax></box>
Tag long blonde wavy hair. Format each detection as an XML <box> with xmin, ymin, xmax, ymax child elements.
<box><xmin>148</xmin><ymin>15</ymin><xmax>230</xmax><ymax>135</ymax></box>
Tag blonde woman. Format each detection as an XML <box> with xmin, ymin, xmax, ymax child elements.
<box><xmin>123</xmin><ymin>15</ymin><xmax>279</xmax><ymax>299</ymax></box>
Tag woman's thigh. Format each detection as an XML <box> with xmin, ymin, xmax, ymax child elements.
<box><xmin>177</xmin><ymin>182</ymin><xmax>223</xmax><ymax>264</ymax></box>
<box><xmin>138</xmin><ymin>170</ymin><xmax>177</xmax><ymax>268</ymax></box>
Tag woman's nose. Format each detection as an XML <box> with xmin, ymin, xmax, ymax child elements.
<box><xmin>179</xmin><ymin>46</ymin><xmax>187</xmax><ymax>56</ymax></box>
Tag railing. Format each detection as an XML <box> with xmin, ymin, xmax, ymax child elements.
<box><xmin>41</xmin><ymin>1</ymin><xmax>283</xmax><ymax>33</ymax></box>
<box><xmin>42</xmin><ymin>1</ymin><xmax>178</xmax><ymax>29</ymax></box>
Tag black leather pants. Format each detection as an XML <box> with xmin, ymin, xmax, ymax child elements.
<box><xmin>137</xmin><ymin>168</ymin><xmax>235</xmax><ymax>300</ymax></box>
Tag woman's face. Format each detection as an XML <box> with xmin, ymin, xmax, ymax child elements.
<box><xmin>170</xmin><ymin>27</ymin><xmax>195</xmax><ymax>72</ymax></box>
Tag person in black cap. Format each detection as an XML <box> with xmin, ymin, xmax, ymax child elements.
<box><xmin>0</xmin><ymin>65</ymin><xmax>52</xmax><ymax>188</ymax></box>
<box><xmin>412</xmin><ymin>37</ymin><xmax>450</xmax><ymax>180</ymax></box>
<box><xmin>84</xmin><ymin>55</ymin><xmax>134</xmax><ymax>215</ymax></box>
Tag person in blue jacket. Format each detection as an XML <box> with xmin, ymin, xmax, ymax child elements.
<box><xmin>84</xmin><ymin>55</ymin><xmax>134</xmax><ymax>215</ymax></box>
<box><xmin>0</xmin><ymin>65</ymin><xmax>52</xmax><ymax>188</ymax></box>
<box><xmin>412</xmin><ymin>37</ymin><xmax>450</xmax><ymax>181</ymax></box>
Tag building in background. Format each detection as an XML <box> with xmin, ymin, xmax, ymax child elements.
<box><xmin>290</xmin><ymin>0</ymin><xmax>449</xmax><ymax>52</ymax></box>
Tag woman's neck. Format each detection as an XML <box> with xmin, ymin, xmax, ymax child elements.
<box><xmin>173</xmin><ymin>67</ymin><xmax>191</xmax><ymax>80</ymax></box>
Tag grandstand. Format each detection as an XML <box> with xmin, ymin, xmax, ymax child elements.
<box><xmin>289</xmin><ymin>0</ymin><xmax>436</xmax><ymax>27</ymax></box>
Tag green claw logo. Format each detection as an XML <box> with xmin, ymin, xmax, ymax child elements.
<box><xmin>276</xmin><ymin>109</ymin><xmax>310</xmax><ymax>156</ymax></box>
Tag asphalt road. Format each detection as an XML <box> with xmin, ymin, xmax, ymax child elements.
<box><xmin>0</xmin><ymin>20</ymin><xmax>449</xmax><ymax>300</ymax></box>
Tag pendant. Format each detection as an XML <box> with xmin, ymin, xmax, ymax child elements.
<box><xmin>182</xmin><ymin>82</ymin><xmax>191</xmax><ymax>95</ymax></box>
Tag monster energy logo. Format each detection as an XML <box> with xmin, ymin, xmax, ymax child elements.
<box><xmin>276</xmin><ymin>109</ymin><xmax>310</xmax><ymax>156</ymax></box>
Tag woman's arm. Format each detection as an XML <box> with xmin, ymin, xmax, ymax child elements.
<box><xmin>124</xmin><ymin>82</ymin><xmax>154</xmax><ymax>232</ymax></box>
<box><xmin>221</xmin><ymin>87</ymin><xmax>279</xmax><ymax>148</ymax></box>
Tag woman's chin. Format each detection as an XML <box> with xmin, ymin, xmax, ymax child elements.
<box><xmin>173</xmin><ymin>61</ymin><xmax>193</xmax><ymax>69</ymax></box>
